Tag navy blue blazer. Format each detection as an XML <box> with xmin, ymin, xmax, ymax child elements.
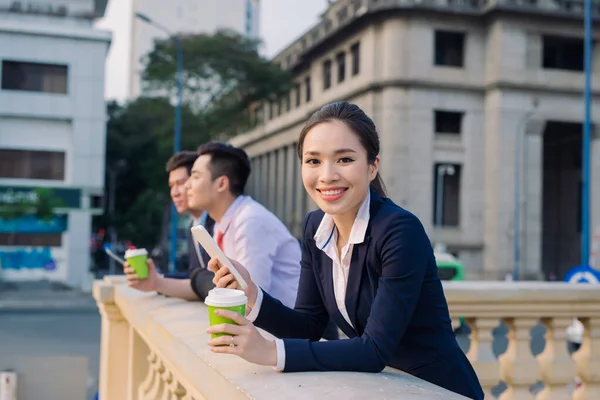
<box><xmin>254</xmin><ymin>189</ymin><xmax>483</xmax><ymax>400</ymax></box>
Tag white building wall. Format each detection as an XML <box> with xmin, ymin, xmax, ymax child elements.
<box><xmin>0</xmin><ymin>12</ymin><xmax>110</xmax><ymax>289</ymax></box>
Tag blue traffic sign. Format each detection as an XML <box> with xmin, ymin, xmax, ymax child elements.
<box><xmin>564</xmin><ymin>265</ymin><xmax>600</xmax><ymax>284</ymax></box>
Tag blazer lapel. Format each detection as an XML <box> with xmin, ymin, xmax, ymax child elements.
<box><xmin>345</xmin><ymin>236</ymin><xmax>371</xmax><ymax>333</ymax></box>
<box><xmin>313</xmin><ymin>245</ymin><xmax>358</xmax><ymax>334</ymax></box>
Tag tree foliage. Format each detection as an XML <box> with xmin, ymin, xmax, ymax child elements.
<box><xmin>142</xmin><ymin>29</ymin><xmax>291</xmax><ymax>136</ymax></box>
<box><xmin>101</xmin><ymin>98</ymin><xmax>209</xmax><ymax>250</ymax></box>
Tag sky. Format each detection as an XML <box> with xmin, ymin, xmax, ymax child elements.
<box><xmin>94</xmin><ymin>0</ymin><xmax>328</xmax><ymax>102</ymax></box>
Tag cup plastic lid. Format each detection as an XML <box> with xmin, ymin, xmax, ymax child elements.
<box><xmin>205</xmin><ymin>288</ymin><xmax>247</xmax><ymax>307</ymax></box>
<box><xmin>124</xmin><ymin>248</ymin><xmax>148</xmax><ymax>258</ymax></box>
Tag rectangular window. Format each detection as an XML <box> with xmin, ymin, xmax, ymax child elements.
<box><xmin>1</xmin><ymin>60</ymin><xmax>68</xmax><ymax>94</ymax></box>
<box><xmin>0</xmin><ymin>233</ymin><xmax>62</xmax><ymax>246</ymax></box>
<box><xmin>286</xmin><ymin>91</ymin><xmax>291</xmax><ymax>112</ymax></box>
<box><xmin>434</xmin><ymin>31</ymin><xmax>465</xmax><ymax>67</ymax></box>
<box><xmin>275</xmin><ymin>99</ymin><xmax>281</xmax><ymax>117</ymax></box>
<box><xmin>253</xmin><ymin>104</ymin><xmax>263</xmax><ymax>124</ymax></box>
<box><xmin>305</xmin><ymin>76</ymin><xmax>311</xmax><ymax>102</ymax></box>
<box><xmin>90</xmin><ymin>195</ymin><xmax>104</xmax><ymax>209</ymax></box>
<box><xmin>350</xmin><ymin>42</ymin><xmax>360</xmax><ymax>76</ymax></box>
<box><xmin>336</xmin><ymin>51</ymin><xmax>346</xmax><ymax>83</ymax></box>
<box><xmin>434</xmin><ymin>110</ymin><xmax>463</xmax><ymax>134</ymax></box>
<box><xmin>0</xmin><ymin>149</ymin><xmax>65</xmax><ymax>180</ymax></box>
<box><xmin>542</xmin><ymin>35</ymin><xmax>584</xmax><ymax>71</ymax></box>
<box><xmin>295</xmin><ymin>83</ymin><xmax>301</xmax><ymax>107</ymax></box>
<box><xmin>323</xmin><ymin>59</ymin><xmax>332</xmax><ymax>90</ymax></box>
<box><xmin>432</xmin><ymin>163</ymin><xmax>461</xmax><ymax>227</ymax></box>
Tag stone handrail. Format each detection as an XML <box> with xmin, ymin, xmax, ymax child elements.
<box><xmin>93</xmin><ymin>276</ymin><xmax>468</xmax><ymax>400</ymax></box>
<box><xmin>444</xmin><ymin>281</ymin><xmax>600</xmax><ymax>399</ymax></box>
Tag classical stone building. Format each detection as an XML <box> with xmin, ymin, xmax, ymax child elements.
<box><xmin>230</xmin><ymin>0</ymin><xmax>600</xmax><ymax>280</ymax></box>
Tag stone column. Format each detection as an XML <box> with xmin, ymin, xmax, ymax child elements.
<box><xmin>93</xmin><ymin>278</ymin><xmax>130</xmax><ymax>400</ymax></box>
<box><xmin>523</xmin><ymin>119</ymin><xmax>545</xmax><ymax>280</ymax></box>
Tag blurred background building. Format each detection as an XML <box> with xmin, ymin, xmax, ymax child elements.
<box><xmin>128</xmin><ymin>0</ymin><xmax>261</xmax><ymax>99</ymax></box>
<box><xmin>0</xmin><ymin>0</ymin><xmax>111</xmax><ymax>289</ymax></box>
<box><xmin>230</xmin><ymin>0</ymin><xmax>600</xmax><ymax>281</ymax></box>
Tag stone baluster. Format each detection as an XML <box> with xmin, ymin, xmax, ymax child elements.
<box><xmin>143</xmin><ymin>356</ymin><xmax>166</xmax><ymax>400</ymax></box>
<box><xmin>573</xmin><ymin>317</ymin><xmax>600</xmax><ymax>400</ymax></box>
<box><xmin>466</xmin><ymin>317</ymin><xmax>501</xmax><ymax>398</ymax></box>
<box><xmin>535</xmin><ymin>317</ymin><xmax>575</xmax><ymax>399</ymax></box>
<box><xmin>127</xmin><ymin>327</ymin><xmax>150</xmax><ymax>400</ymax></box>
<box><xmin>161</xmin><ymin>369</ymin><xmax>188</xmax><ymax>400</ymax></box>
<box><xmin>94</xmin><ymin>280</ymin><xmax>130</xmax><ymax>400</ymax></box>
<box><xmin>498</xmin><ymin>317</ymin><xmax>538</xmax><ymax>400</ymax></box>
<box><xmin>139</xmin><ymin>352</ymin><xmax>158</xmax><ymax>398</ymax></box>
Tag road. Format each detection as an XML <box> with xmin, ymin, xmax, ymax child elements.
<box><xmin>0</xmin><ymin>310</ymin><xmax>101</xmax><ymax>400</ymax></box>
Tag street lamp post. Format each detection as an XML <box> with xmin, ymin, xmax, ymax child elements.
<box><xmin>582</xmin><ymin>0</ymin><xmax>592</xmax><ymax>267</ymax></box>
<box><xmin>435</xmin><ymin>164</ymin><xmax>455</xmax><ymax>253</ymax></box>
<box><xmin>135</xmin><ymin>12</ymin><xmax>184</xmax><ymax>273</ymax></box>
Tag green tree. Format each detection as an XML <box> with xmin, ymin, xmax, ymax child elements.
<box><xmin>101</xmin><ymin>97</ymin><xmax>209</xmax><ymax>251</ymax></box>
<box><xmin>142</xmin><ymin>29</ymin><xmax>291</xmax><ymax>136</ymax></box>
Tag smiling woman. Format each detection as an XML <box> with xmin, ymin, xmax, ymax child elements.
<box><xmin>206</xmin><ymin>102</ymin><xmax>484</xmax><ymax>400</ymax></box>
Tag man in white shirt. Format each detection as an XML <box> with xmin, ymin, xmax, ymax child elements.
<box><xmin>185</xmin><ymin>142</ymin><xmax>301</xmax><ymax>308</ymax></box>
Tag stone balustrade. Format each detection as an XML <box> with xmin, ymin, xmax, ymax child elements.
<box><xmin>94</xmin><ymin>277</ymin><xmax>600</xmax><ymax>400</ymax></box>
<box><xmin>93</xmin><ymin>276</ymin><xmax>467</xmax><ymax>400</ymax></box>
<box><xmin>444</xmin><ymin>281</ymin><xmax>600</xmax><ymax>400</ymax></box>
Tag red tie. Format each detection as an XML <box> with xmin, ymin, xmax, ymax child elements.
<box><xmin>216</xmin><ymin>231</ymin><xmax>224</xmax><ymax>251</ymax></box>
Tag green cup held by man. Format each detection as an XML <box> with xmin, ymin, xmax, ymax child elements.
<box><xmin>124</xmin><ymin>248</ymin><xmax>149</xmax><ymax>279</ymax></box>
<box><xmin>205</xmin><ymin>288</ymin><xmax>247</xmax><ymax>339</ymax></box>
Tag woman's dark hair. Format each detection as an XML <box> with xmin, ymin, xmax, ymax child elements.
<box><xmin>297</xmin><ymin>101</ymin><xmax>387</xmax><ymax>198</ymax></box>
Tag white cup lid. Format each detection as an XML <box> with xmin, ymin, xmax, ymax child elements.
<box><xmin>204</xmin><ymin>288</ymin><xmax>247</xmax><ymax>307</ymax></box>
<box><xmin>124</xmin><ymin>248</ymin><xmax>148</xmax><ymax>258</ymax></box>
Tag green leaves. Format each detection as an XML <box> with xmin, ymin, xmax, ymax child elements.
<box><xmin>141</xmin><ymin>29</ymin><xmax>291</xmax><ymax>137</ymax></box>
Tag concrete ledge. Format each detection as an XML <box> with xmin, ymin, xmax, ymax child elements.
<box><xmin>105</xmin><ymin>280</ymin><xmax>469</xmax><ymax>399</ymax></box>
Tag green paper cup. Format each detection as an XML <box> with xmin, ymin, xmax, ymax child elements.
<box><xmin>124</xmin><ymin>248</ymin><xmax>148</xmax><ymax>279</ymax></box>
<box><xmin>205</xmin><ymin>288</ymin><xmax>247</xmax><ymax>339</ymax></box>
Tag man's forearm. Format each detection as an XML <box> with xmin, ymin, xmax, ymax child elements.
<box><xmin>156</xmin><ymin>277</ymin><xmax>199</xmax><ymax>301</ymax></box>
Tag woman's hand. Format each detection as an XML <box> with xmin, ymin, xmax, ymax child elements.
<box><xmin>207</xmin><ymin>258</ymin><xmax>259</xmax><ymax>308</ymax></box>
<box><xmin>206</xmin><ymin>309</ymin><xmax>277</xmax><ymax>367</ymax></box>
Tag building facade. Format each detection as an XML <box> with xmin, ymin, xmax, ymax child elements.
<box><xmin>0</xmin><ymin>0</ymin><xmax>111</xmax><ymax>289</ymax></box>
<box><xmin>129</xmin><ymin>0</ymin><xmax>261</xmax><ymax>99</ymax></box>
<box><xmin>230</xmin><ymin>0</ymin><xmax>600</xmax><ymax>280</ymax></box>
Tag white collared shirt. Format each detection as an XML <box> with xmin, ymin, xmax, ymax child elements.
<box><xmin>213</xmin><ymin>195</ymin><xmax>301</xmax><ymax>309</ymax></box>
<box><xmin>248</xmin><ymin>192</ymin><xmax>372</xmax><ymax>371</ymax></box>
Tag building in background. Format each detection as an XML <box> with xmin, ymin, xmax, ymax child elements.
<box><xmin>230</xmin><ymin>0</ymin><xmax>600</xmax><ymax>281</ymax></box>
<box><xmin>0</xmin><ymin>0</ymin><xmax>111</xmax><ymax>290</ymax></box>
<box><xmin>129</xmin><ymin>0</ymin><xmax>260</xmax><ymax>99</ymax></box>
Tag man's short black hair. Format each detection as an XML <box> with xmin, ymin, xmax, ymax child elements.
<box><xmin>165</xmin><ymin>151</ymin><xmax>198</xmax><ymax>176</ymax></box>
<box><xmin>197</xmin><ymin>142</ymin><xmax>251</xmax><ymax>196</ymax></box>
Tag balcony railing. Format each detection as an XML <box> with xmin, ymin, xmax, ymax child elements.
<box><xmin>93</xmin><ymin>276</ymin><xmax>467</xmax><ymax>400</ymax></box>
<box><xmin>94</xmin><ymin>277</ymin><xmax>600</xmax><ymax>400</ymax></box>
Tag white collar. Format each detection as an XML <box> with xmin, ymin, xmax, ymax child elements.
<box><xmin>216</xmin><ymin>195</ymin><xmax>247</xmax><ymax>234</ymax></box>
<box><xmin>314</xmin><ymin>191</ymin><xmax>371</xmax><ymax>250</ymax></box>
